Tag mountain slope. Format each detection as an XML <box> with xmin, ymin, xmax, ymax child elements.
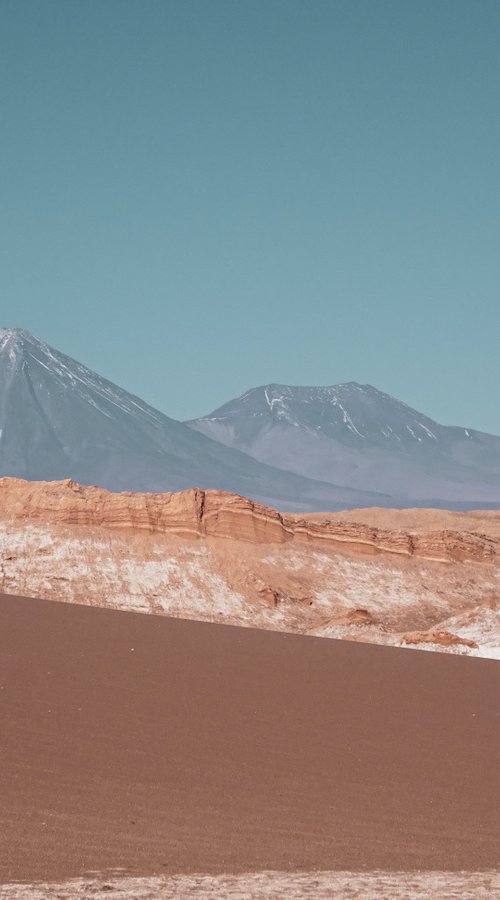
<box><xmin>0</xmin><ymin>330</ymin><xmax>387</xmax><ymax>510</ymax></box>
<box><xmin>187</xmin><ymin>382</ymin><xmax>500</xmax><ymax>505</ymax></box>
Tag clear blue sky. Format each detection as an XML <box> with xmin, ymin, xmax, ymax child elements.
<box><xmin>1</xmin><ymin>0</ymin><xmax>499</xmax><ymax>431</ymax></box>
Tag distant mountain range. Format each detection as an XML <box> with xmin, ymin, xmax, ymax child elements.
<box><xmin>187</xmin><ymin>383</ymin><xmax>500</xmax><ymax>507</ymax></box>
<box><xmin>0</xmin><ymin>329</ymin><xmax>385</xmax><ymax>511</ymax></box>
<box><xmin>1</xmin><ymin>328</ymin><xmax>499</xmax><ymax>510</ymax></box>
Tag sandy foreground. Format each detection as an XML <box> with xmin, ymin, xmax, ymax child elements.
<box><xmin>2</xmin><ymin>593</ymin><xmax>500</xmax><ymax>895</ymax></box>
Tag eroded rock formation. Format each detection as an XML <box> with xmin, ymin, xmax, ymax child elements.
<box><xmin>0</xmin><ymin>477</ymin><xmax>499</xmax><ymax>658</ymax></box>
<box><xmin>0</xmin><ymin>477</ymin><xmax>498</xmax><ymax>563</ymax></box>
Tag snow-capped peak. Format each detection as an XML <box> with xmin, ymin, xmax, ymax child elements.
<box><xmin>0</xmin><ymin>328</ymin><xmax>34</xmax><ymax>364</ymax></box>
<box><xmin>0</xmin><ymin>328</ymin><xmax>169</xmax><ymax>426</ymax></box>
<box><xmin>193</xmin><ymin>381</ymin><xmax>443</xmax><ymax>445</ymax></box>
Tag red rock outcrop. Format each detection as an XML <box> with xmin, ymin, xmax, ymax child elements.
<box><xmin>400</xmin><ymin>630</ymin><xmax>479</xmax><ymax>650</ymax></box>
<box><xmin>320</xmin><ymin>608</ymin><xmax>377</xmax><ymax>627</ymax></box>
<box><xmin>0</xmin><ymin>477</ymin><xmax>497</xmax><ymax>563</ymax></box>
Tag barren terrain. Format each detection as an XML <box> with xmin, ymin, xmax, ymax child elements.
<box><xmin>2</xmin><ymin>593</ymin><xmax>500</xmax><ymax>892</ymax></box>
<box><xmin>1</xmin><ymin>478</ymin><xmax>500</xmax><ymax>657</ymax></box>
<box><xmin>2</xmin><ymin>871</ymin><xmax>500</xmax><ymax>898</ymax></box>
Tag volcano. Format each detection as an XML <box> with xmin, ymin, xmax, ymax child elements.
<box><xmin>187</xmin><ymin>382</ymin><xmax>500</xmax><ymax>507</ymax></box>
<box><xmin>0</xmin><ymin>329</ymin><xmax>385</xmax><ymax>510</ymax></box>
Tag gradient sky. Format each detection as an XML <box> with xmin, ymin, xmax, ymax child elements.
<box><xmin>1</xmin><ymin>0</ymin><xmax>499</xmax><ymax>431</ymax></box>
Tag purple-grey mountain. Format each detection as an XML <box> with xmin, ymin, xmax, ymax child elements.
<box><xmin>187</xmin><ymin>383</ymin><xmax>500</xmax><ymax>507</ymax></box>
<box><xmin>0</xmin><ymin>329</ymin><xmax>387</xmax><ymax>511</ymax></box>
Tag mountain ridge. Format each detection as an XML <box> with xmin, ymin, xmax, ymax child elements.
<box><xmin>2</xmin><ymin>328</ymin><xmax>500</xmax><ymax>509</ymax></box>
<box><xmin>187</xmin><ymin>382</ymin><xmax>500</xmax><ymax>504</ymax></box>
<box><xmin>0</xmin><ymin>329</ymin><xmax>388</xmax><ymax>511</ymax></box>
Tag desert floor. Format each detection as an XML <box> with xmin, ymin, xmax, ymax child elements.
<box><xmin>2</xmin><ymin>593</ymin><xmax>500</xmax><ymax>894</ymax></box>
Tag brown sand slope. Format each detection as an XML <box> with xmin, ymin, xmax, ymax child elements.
<box><xmin>1</xmin><ymin>592</ymin><xmax>500</xmax><ymax>883</ymax></box>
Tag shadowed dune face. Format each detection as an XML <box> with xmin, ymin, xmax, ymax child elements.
<box><xmin>1</xmin><ymin>478</ymin><xmax>500</xmax><ymax>657</ymax></box>
<box><xmin>2</xmin><ymin>593</ymin><xmax>500</xmax><ymax>883</ymax></box>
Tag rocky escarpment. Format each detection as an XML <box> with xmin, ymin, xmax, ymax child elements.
<box><xmin>0</xmin><ymin>478</ymin><xmax>498</xmax><ymax>563</ymax></box>
<box><xmin>0</xmin><ymin>478</ymin><xmax>285</xmax><ymax>541</ymax></box>
<box><xmin>0</xmin><ymin>477</ymin><xmax>499</xmax><ymax>659</ymax></box>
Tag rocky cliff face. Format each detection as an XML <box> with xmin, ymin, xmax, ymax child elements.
<box><xmin>1</xmin><ymin>477</ymin><xmax>497</xmax><ymax>563</ymax></box>
<box><xmin>1</xmin><ymin>478</ymin><xmax>500</xmax><ymax>658</ymax></box>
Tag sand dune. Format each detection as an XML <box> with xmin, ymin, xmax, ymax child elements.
<box><xmin>1</xmin><ymin>592</ymin><xmax>500</xmax><ymax>887</ymax></box>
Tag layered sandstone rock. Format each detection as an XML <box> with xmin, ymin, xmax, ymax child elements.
<box><xmin>0</xmin><ymin>478</ymin><xmax>497</xmax><ymax>563</ymax></box>
<box><xmin>0</xmin><ymin>477</ymin><xmax>499</xmax><ymax>658</ymax></box>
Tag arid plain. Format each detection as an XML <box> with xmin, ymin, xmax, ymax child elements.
<box><xmin>2</xmin><ymin>593</ymin><xmax>500</xmax><ymax>898</ymax></box>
